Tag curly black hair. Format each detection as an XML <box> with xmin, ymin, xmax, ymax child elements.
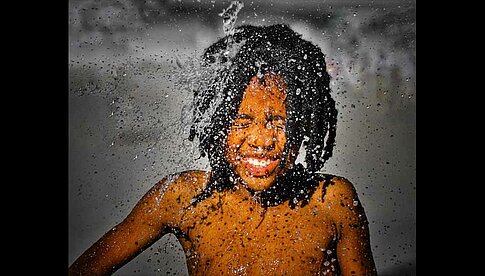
<box><xmin>188</xmin><ymin>24</ymin><xmax>337</xmax><ymax>208</ymax></box>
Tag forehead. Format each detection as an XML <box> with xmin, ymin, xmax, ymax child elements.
<box><xmin>238</xmin><ymin>75</ymin><xmax>287</xmax><ymax>113</ymax></box>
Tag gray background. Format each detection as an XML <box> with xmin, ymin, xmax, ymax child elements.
<box><xmin>69</xmin><ymin>0</ymin><xmax>416</xmax><ymax>275</ymax></box>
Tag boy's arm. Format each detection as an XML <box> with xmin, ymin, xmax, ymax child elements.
<box><xmin>325</xmin><ymin>177</ymin><xmax>377</xmax><ymax>276</ymax></box>
<box><xmin>68</xmin><ymin>174</ymin><xmax>185</xmax><ymax>275</ymax></box>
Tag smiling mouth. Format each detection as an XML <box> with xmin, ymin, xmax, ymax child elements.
<box><xmin>240</xmin><ymin>156</ymin><xmax>279</xmax><ymax>177</ymax></box>
<box><xmin>245</xmin><ymin>157</ymin><xmax>272</xmax><ymax>167</ymax></box>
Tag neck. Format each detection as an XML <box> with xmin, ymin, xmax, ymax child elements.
<box><xmin>191</xmin><ymin>164</ymin><xmax>320</xmax><ymax>209</ymax></box>
<box><xmin>224</xmin><ymin>183</ymin><xmax>268</xmax><ymax>217</ymax></box>
<box><xmin>236</xmin><ymin>164</ymin><xmax>321</xmax><ymax>208</ymax></box>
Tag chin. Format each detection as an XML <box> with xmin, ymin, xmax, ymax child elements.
<box><xmin>239</xmin><ymin>173</ymin><xmax>278</xmax><ymax>191</ymax></box>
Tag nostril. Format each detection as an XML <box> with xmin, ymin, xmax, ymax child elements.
<box><xmin>248</xmin><ymin>138</ymin><xmax>275</xmax><ymax>151</ymax></box>
<box><xmin>247</xmin><ymin>124</ymin><xmax>276</xmax><ymax>150</ymax></box>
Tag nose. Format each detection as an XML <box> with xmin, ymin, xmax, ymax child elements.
<box><xmin>247</xmin><ymin>121</ymin><xmax>275</xmax><ymax>151</ymax></box>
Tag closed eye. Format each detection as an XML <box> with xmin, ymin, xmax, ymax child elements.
<box><xmin>232</xmin><ymin>114</ymin><xmax>253</xmax><ymax>129</ymax></box>
<box><xmin>270</xmin><ymin>115</ymin><xmax>286</xmax><ymax>130</ymax></box>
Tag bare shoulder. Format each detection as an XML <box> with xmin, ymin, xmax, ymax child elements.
<box><xmin>131</xmin><ymin>170</ymin><xmax>211</xmax><ymax>224</ymax></box>
<box><xmin>321</xmin><ymin>175</ymin><xmax>358</xmax><ymax>201</ymax></box>
<box><xmin>315</xmin><ymin>175</ymin><xmax>364</xmax><ymax>219</ymax></box>
<box><xmin>137</xmin><ymin>170</ymin><xmax>211</xmax><ymax>211</ymax></box>
<box><xmin>146</xmin><ymin>170</ymin><xmax>211</xmax><ymax>200</ymax></box>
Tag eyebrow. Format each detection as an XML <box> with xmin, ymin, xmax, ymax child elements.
<box><xmin>234</xmin><ymin>114</ymin><xmax>254</xmax><ymax>120</ymax></box>
<box><xmin>269</xmin><ymin>115</ymin><xmax>286</xmax><ymax>121</ymax></box>
<box><xmin>235</xmin><ymin>114</ymin><xmax>286</xmax><ymax>121</ymax></box>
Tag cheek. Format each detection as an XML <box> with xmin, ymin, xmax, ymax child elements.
<box><xmin>226</xmin><ymin>130</ymin><xmax>245</xmax><ymax>157</ymax></box>
<box><xmin>275</xmin><ymin>131</ymin><xmax>287</xmax><ymax>148</ymax></box>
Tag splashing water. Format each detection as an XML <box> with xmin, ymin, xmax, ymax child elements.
<box><xmin>175</xmin><ymin>49</ymin><xmax>238</xmax><ymax>147</ymax></box>
<box><xmin>218</xmin><ymin>0</ymin><xmax>244</xmax><ymax>36</ymax></box>
<box><xmin>175</xmin><ymin>1</ymin><xmax>247</xmax><ymax>152</ymax></box>
<box><xmin>70</xmin><ymin>1</ymin><xmax>250</xmax><ymax>178</ymax></box>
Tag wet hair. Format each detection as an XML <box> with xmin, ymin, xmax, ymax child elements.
<box><xmin>189</xmin><ymin>24</ymin><xmax>337</xmax><ymax>208</ymax></box>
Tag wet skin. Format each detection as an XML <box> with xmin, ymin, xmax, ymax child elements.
<box><xmin>174</xmin><ymin>171</ymin><xmax>368</xmax><ymax>275</ymax></box>
<box><xmin>68</xmin><ymin>75</ymin><xmax>377</xmax><ymax>276</ymax></box>
<box><xmin>225</xmin><ymin>75</ymin><xmax>293</xmax><ymax>191</ymax></box>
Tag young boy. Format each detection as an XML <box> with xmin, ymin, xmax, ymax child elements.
<box><xmin>69</xmin><ymin>24</ymin><xmax>377</xmax><ymax>276</ymax></box>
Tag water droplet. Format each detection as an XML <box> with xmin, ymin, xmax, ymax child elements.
<box><xmin>218</xmin><ymin>1</ymin><xmax>245</xmax><ymax>36</ymax></box>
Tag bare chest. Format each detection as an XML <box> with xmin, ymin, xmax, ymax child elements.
<box><xmin>178</xmin><ymin>196</ymin><xmax>339</xmax><ymax>275</ymax></box>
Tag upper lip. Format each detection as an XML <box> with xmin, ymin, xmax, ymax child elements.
<box><xmin>238</xmin><ymin>153</ymin><xmax>280</xmax><ymax>161</ymax></box>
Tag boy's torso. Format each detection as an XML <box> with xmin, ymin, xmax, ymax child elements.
<box><xmin>168</xmin><ymin>173</ymin><xmax>340</xmax><ymax>275</ymax></box>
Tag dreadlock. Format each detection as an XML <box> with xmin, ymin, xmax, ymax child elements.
<box><xmin>188</xmin><ymin>24</ymin><xmax>338</xmax><ymax>208</ymax></box>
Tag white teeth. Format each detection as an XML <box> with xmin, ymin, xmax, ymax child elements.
<box><xmin>245</xmin><ymin>158</ymin><xmax>271</xmax><ymax>167</ymax></box>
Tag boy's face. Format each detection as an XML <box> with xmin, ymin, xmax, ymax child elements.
<box><xmin>225</xmin><ymin>75</ymin><xmax>295</xmax><ymax>191</ymax></box>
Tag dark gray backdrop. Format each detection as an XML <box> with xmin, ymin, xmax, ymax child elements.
<box><xmin>69</xmin><ymin>0</ymin><xmax>416</xmax><ymax>275</ymax></box>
